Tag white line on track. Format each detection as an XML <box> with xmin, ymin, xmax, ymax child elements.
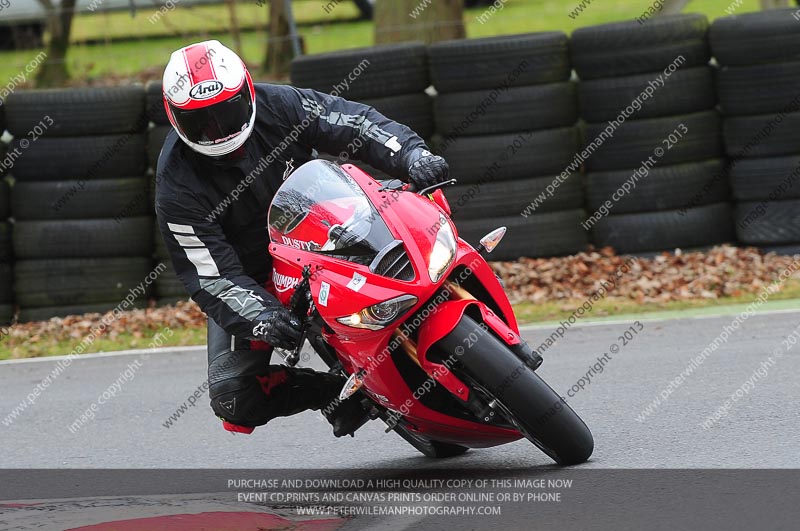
<box><xmin>4</xmin><ymin>308</ymin><xmax>799</xmax><ymax>366</ymax></box>
<box><xmin>0</xmin><ymin>345</ymin><xmax>204</xmax><ymax>365</ymax></box>
<box><xmin>518</xmin><ymin>307</ymin><xmax>800</xmax><ymax>331</ymax></box>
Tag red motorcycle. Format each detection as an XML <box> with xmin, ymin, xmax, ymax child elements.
<box><xmin>267</xmin><ymin>159</ymin><xmax>593</xmax><ymax>465</ymax></box>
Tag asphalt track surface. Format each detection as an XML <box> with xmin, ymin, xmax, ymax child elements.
<box><xmin>2</xmin><ymin>310</ymin><xmax>799</xmax><ymax>529</ymax></box>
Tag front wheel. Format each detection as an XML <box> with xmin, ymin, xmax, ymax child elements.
<box><xmin>439</xmin><ymin>316</ymin><xmax>594</xmax><ymax>465</ymax></box>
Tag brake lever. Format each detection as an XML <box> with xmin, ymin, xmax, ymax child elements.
<box><xmin>401</xmin><ymin>179</ymin><xmax>458</xmax><ymax>196</ymax></box>
<box><xmin>415</xmin><ymin>178</ymin><xmax>457</xmax><ymax>196</ymax></box>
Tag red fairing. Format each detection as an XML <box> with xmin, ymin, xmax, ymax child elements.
<box><xmin>431</xmin><ymin>189</ymin><xmax>451</xmax><ymax>217</ymax></box>
<box><xmin>265</xmin><ymin>160</ymin><xmax>527</xmax><ymax>448</ymax></box>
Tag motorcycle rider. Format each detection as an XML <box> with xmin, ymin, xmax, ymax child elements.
<box><xmin>155</xmin><ymin>40</ymin><xmax>449</xmax><ymax>437</ymax></box>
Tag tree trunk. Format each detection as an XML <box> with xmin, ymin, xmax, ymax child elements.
<box><xmin>36</xmin><ymin>0</ymin><xmax>76</xmax><ymax>87</ymax></box>
<box><xmin>656</xmin><ymin>0</ymin><xmax>691</xmax><ymax>15</ymax></box>
<box><xmin>264</xmin><ymin>0</ymin><xmax>293</xmax><ymax>77</ymax></box>
<box><xmin>375</xmin><ymin>0</ymin><xmax>465</xmax><ymax>45</ymax></box>
<box><xmin>225</xmin><ymin>0</ymin><xmax>243</xmax><ymax>56</ymax></box>
<box><xmin>760</xmin><ymin>0</ymin><xmax>789</xmax><ymax>8</ymax></box>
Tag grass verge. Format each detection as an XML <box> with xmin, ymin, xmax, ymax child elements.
<box><xmin>0</xmin><ymin>0</ymin><xmax>764</xmax><ymax>85</ymax></box>
<box><xmin>4</xmin><ymin>280</ymin><xmax>798</xmax><ymax>360</ymax></box>
<box><xmin>0</xmin><ymin>327</ymin><xmax>206</xmax><ymax>361</ymax></box>
<box><xmin>514</xmin><ymin>279</ymin><xmax>800</xmax><ymax>325</ymax></box>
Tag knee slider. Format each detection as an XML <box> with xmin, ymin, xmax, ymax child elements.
<box><xmin>208</xmin><ymin>351</ymin><xmax>287</xmax><ymax>427</ymax></box>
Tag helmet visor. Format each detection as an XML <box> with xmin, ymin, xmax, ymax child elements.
<box><xmin>169</xmin><ymin>83</ymin><xmax>253</xmax><ymax>146</ymax></box>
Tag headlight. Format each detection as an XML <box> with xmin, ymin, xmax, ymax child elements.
<box><xmin>336</xmin><ymin>294</ymin><xmax>418</xmax><ymax>330</ymax></box>
<box><xmin>428</xmin><ymin>215</ymin><xmax>457</xmax><ymax>283</ymax></box>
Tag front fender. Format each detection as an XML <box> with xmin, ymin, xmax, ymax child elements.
<box><xmin>414</xmin><ymin>299</ymin><xmax>525</xmax><ymax>402</ymax></box>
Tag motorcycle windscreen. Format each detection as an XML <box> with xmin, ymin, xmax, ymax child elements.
<box><xmin>268</xmin><ymin>160</ymin><xmax>395</xmax><ymax>265</ymax></box>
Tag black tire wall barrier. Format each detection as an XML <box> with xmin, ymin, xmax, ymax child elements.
<box><xmin>2</xmin><ymin>87</ymin><xmax>153</xmax><ymax>322</ymax></box>
<box><xmin>711</xmin><ymin>9</ymin><xmax>800</xmax><ymax>255</ymax></box>
<box><xmin>2</xmin><ymin>10</ymin><xmax>800</xmax><ymax>322</ymax></box>
<box><xmin>572</xmin><ymin>15</ymin><xmax>731</xmax><ymax>254</ymax></box>
<box><xmin>427</xmin><ymin>32</ymin><xmax>587</xmax><ymax>260</ymax></box>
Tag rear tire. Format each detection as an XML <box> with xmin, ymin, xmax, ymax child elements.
<box><xmin>392</xmin><ymin>423</ymin><xmax>470</xmax><ymax>458</ymax></box>
<box><xmin>440</xmin><ymin>316</ymin><xmax>593</xmax><ymax>465</ymax></box>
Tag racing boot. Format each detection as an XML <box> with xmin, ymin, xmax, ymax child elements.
<box><xmin>280</xmin><ymin>367</ymin><xmax>370</xmax><ymax>438</ymax></box>
<box><xmin>322</xmin><ymin>392</ymin><xmax>371</xmax><ymax>438</ymax></box>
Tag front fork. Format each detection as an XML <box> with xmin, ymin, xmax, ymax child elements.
<box><xmin>446</xmin><ymin>281</ymin><xmax>542</xmax><ymax>370</ymax></box>
<box><xmin>433</xmin><ymin>287</ymin><xmax>542</xmax><ymax>426</ymax></box>
<box><xmin>400</xmin><ymin>281</ymin><xmax>543</xmax><ymax>405</ymax></box>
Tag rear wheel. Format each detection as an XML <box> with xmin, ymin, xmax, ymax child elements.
<box><xmin>439</xmin><ymin>316</ymin><xmax>593</xmax><ymax>465</ymax></box>
<box><xmin>391</xmin><ymin>422</ymin><xmax>470</xmax><ymax>459</ymax></box>
<box><xmin>309</xmin><ymin>329</ymin><xmax>468</xmax><ymax>458</ymax></box>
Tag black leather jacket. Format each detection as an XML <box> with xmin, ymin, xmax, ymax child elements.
<box><xmin>155</xmin><ymin>83</ymin><xmax>426</xmax><ymax>337</ymax></box>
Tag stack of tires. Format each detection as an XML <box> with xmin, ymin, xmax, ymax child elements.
<box><xmin>290</xmin><ymin>43</ymin><xmax>433</xmax><ymax>180</ymax></box>
<box><xmin>146</xmin><ymin>80</ymin><xmax>172</xmax><ymax>187</ymax></box>
<box><xmin>711</xmin><ymin>9</ymin><xmax>800</xmax><ymax>255</ymax></box>
<box><xmin>572</xmin><ymin>15</ymin><xmax>732</xmax><ymax>254</ymax></box>
<box><xmin>4</xmin><ymin>87</ymin><xmax>155</xmax><ymax>321</ymax></box>
<box><xmin>0</xmin><ymin>102</ymin><xmax>12</xmax><ymax>324</ymax></box>
<box><xmin>144</xmin><ymin>80</ymin><xmax>188</xmax><ymax>304</ymax></box>
<box><xmin>429</xmin><ymin>33</ymin><xmax>586</xmax><ymax>261</ymax></box>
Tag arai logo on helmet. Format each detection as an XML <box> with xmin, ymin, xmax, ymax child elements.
<box><xmin>189</xmin><ymin>80</ymin><xmax>224</xmax><ymax>100</ymax></box>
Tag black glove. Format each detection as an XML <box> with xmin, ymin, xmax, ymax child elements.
<box><xmin>408</xmin><ymin>149</ymin><xmax>449</xmax><ymax>190</ymax></box>
<box><xmin>251</xmin><ymin>307</ymin><xmax>303</xmax><ymax>350</ymax></box>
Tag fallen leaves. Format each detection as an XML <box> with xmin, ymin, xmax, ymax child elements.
<box><xmin>4</xmin><ymin>300</ymin><xmax>206</xmax><ymax>351</ymax></box>
<box><xmin>493</xmin><ymin>245</ymin><xmax>800</xmax><ymax>305</ymax></box>
<box><xmin>4</xmin><ymin>245</ymin><xmax>799</xmax><ymax>357</ymax></box>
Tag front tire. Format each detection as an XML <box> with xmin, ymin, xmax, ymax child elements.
<box><xmin>439</xmin><ymin>315</ymin><xmax>593</xmax><ymax>465</ymax></box>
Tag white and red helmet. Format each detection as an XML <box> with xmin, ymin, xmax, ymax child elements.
<box><xmin>162</xmin><ymin>40</ymin><xmax>256</xmax><ymax>157</ymax></box>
